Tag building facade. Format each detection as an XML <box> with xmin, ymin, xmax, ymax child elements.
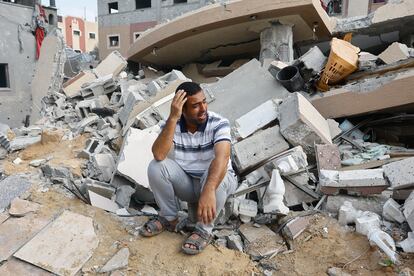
<box><xmin>321</xmin><ymin>0</ymin><xmax>387</xmax><ymax>18</ymax></box>
<box><xmin>0</xmin><ymin>0</ymin><xmax>57</xmax><ymax>127</ymax></box>
<box><xmin>97</xmin><ymin>0</ymin><xmax>222</xmax><ymax>59</ymax></box>
<box><xmin>58</xmin><ymin>16</ymin><xmax>99</xmax><ymax>53</ymax></box>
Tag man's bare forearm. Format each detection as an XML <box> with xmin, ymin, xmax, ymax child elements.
<box><xmin>152</xmin><ymin>117</ymin><xmax>177</xmax><ymax>161</ymax></box>
<box><xmin>203</xmin><ymin>155</ymin><xmax>228</xmax><ymax>192</ymax></box>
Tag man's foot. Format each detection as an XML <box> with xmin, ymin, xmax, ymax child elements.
<box><xmin>181</xmin><ymin>229</ymin><xmax>212</xmax><ymax>255</ymax></box>
<box><xmin>139</xmin><ymin>216</ymin><xmax>179</xmax><ymax>237</ymax></box>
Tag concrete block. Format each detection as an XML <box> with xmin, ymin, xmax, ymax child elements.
<box><xmin>233</xmin><ymin>125</ymin><xmax>289</xmax><ymax>173</ymax></box>
<box><xmin>147</xmin><ymin>69</ymin><xmax>189</xmax><ymax>96</ymax></box>
<box><xmin>206</xmin><ymin>59</ymin><xmax>289</xmax><ymax>125</ymax></box>
<box><xmin>282</xmin><ymin>216</ymin><xmax>311</xmax><ymax>239</ymax></box>
<box><xmin>279</xmin><ymin>92</ymin><xmax>331</xmax><ymax>155</ymax></box>
<box><xmin>315</xmin><ymin>144</ymin><xmax>341</xmax><ymax>172</ymax></box>
<box><xmin>382</xmin><ymin>198</ymin><xmax>405</xmax><ymax>223</ymax></box>
<box><xmin>327</xmin><ymin>119</ymin><xmax>342</xmax><ymax>138</ymax></box>
<box><xmin>118</xmin><ymin>91</ymin><xmax>145</xmax><ymax>126</ymax></box>
<box><xmin>92</xmin><ymin>153</ymin><xmax>116</xmax><ymax>182</ymax></box>
<box><xmin>115</xmin><ymin>185</ymin><xmax>136</xmax><ymax>207</ymax></box>
<box><xmin>0</xmin><ymin>133</ymin><xmax>11</xmax><ymax>151</ymax></box>
<box><xmin>355</xmin><ymin>213</ymin><xmax>381</xmax><ymax>236</ymax></box>
<box><xmin>77</xmin><ymin>115</ymin><xmax>99</xmax><ymax>131</ymax></box>
<box><xmin>0</xmin><ymin>175</ymin><xmax>32</xmax><ymax>209</ymax></box>
<box><xmin>319</xmin><ymin>169</ymin><xmax>388</xmax><ymax>195</ymax></box>
<box><xmin>325</xmin><ymin>195</ymin><xmax>386</xmax><ymax>216</ymax></box>
<box><xmin>41</xmin><ymin>164</ymin><xmax>72</xmax><ymax>179</ymax></box>
<box><xmin>100</xmin><ymin>248</ymin><xmax>129</xmax><ymax>273</ymax></box>
<box><xmin>9</xmin><ymin>136</ymin><xmax>41</xmax><ymax>151</ymax></box>
<box><xmin>238</xmin><ymin>199</ymin><xmax>258</xmax><ymax>223</ymax></box>
<box><xmin>85</xmin><ymin>179</ymin><xmax>116</xmax><ymax>199</ymax></box>
<box><xmin>78</xmin><ymin>139</ymin><xmax>104</xmax><ymax>159</ymax></box>
<box><xmin>404</xmin><ymin>191</ymin><xmax>414</xmax><ymax>231</ymax></box>
<box><xmin>399</xmin><ymin>232</ymin><xmax>414</xmax><ymax>253</ymax></box>
<box><xmin>298</xmin><ymin>46</ymin><xmax>327</xmax><ymax>73</ymax></box>
<box><xmin>383</xmin><ymin>157</ymin><xmax>414</xmax><ymax>190</ymax></box>
<box><xmin>234</xmin><ymin>98</ymin><xmax>280</xmax><ymax>139</ymax></box>
<box><xmin>81</xmin><ymin>74</ymin><xmax>116</xmax><ymax>97</ymax></box>
<box><xmin>95</xmin><ymin>50</ymin><xmax>127</xmax><ymax>78</ymax></box>
<box><xmin>226</xmin><ymin>234</ymin><xmax>244</xmax><ymax>252</ymax></box>
<box><xmin>62</xmin><ymin>71</ymin><xmax>97</xmax><ymax>98</ymax></box>
<box><xmin>378</xmin><ymin>42</ymin><xmax>410</xmax><ymax>65</ymax></box>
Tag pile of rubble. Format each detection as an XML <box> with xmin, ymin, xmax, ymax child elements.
<box><xmin>1</xmin><ymin>36</ymin><xmax>414</xmax><ymax>274</ymax></box>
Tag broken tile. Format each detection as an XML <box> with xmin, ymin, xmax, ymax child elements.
<box><xmin>9</xmin><ymin>198</ymin><xmax>40</xmax><ymax>217</ymax></box>
<box><xmin>279</xmin><ymin>92</ymin><xmax>332</xmax><ymax>155</ymax></box>
<box><xmin>233</xmin><ymin>125</ymin><xmax>289</xmax><ymax>173</ymax></box>
<box><xmin>89</xmin><ymin>190</ymin><xmax>120</xmax><ymax>213</ymax></box>
<box><xmin>0</xmin><ymin>175</ymin><xmax>32</xmax><ymax>210</ymax></box>
<box><xmin>14</xmin><ymin>211</ymin><xmax>99</xmax><ymax>276</ymax></box>
<box><xmin>0</xmin><ymin>258</ymin><xmax>52</xmax><ymax>276</ymax></box>
<box><xmin>383</xmin><ymin>157</ymin><xmax>414</xmax><ymax>190</ymax></box>
<box><xmin>0</xmin><ymin>214</ymin><xmax>50</xmax><ymax>262</ymax></box>
<box><xmin>100</xmin><ymin>248</ymin><xmax>129</xmax><ymax>273</ymax></box>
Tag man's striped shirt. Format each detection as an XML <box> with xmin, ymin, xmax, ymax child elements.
<box><xmin>166</xmin><ymin>111</ymin><xmax>233</xmax><ymax>178</ymax></box>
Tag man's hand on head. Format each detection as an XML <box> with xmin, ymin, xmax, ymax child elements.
<box><xmin>169</xmin><ymin>90</ymin><xmax>187</xmax><ymax>121</ymax></box>
<box><xmin>197</xmin><ymin>187</ymin><xmax>216</xmax><ymax>225</ymax></box>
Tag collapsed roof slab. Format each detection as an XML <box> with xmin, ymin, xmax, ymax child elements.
<box><xmin>127</xmin><ymin>0</ymin><xmax>332</xmax><ymax>67</ymax></box>
<box><xmin>310</xmin><ymin>68</ymin><xmax>414</xmax><ymax>119</ymax></box>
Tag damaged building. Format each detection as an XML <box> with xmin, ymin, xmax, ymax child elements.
<box><xmin>1</xmin><ymin>0</ymin><xmax>414</xmax><ymax>275</ymax></box>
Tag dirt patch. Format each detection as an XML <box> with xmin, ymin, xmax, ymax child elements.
<box><xmin>4</xmin><ymin>133</ymin><xmax>88</xmax><ymax>177</ymax></box>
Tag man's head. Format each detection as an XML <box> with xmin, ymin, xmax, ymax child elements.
<box><xmin>175</xmin><ymin>81</ymin><xmax>207</xmax><ymax>126</ymax></box>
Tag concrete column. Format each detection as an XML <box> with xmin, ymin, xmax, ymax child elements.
<box><xmin>259</xmin><ymin>21</ymin><xmax>293</xmax><ymax>67</ymax></box>
<box><xmin>155</xmin><ymin>0</ymin><xmax>162</xmax><ymax>23</ymax></box>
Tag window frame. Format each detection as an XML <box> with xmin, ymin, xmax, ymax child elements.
<box><xmin>0</xmin><ymin>63</ymin><xmax>10</xmax><ymax>90</ymax></box>
<box><xmin>107</xmin><ymin>34</ymin><xmax>120</xmax><ymax>49</ymax></box>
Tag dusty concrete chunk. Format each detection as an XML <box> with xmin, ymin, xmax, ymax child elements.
<box><xmin>29</xmin><ymin>159</ymin><xmax>47</xmax><ymax>167</ymax></box>
<box><xmin>0</xmin><ymin>258</ymin><xmax>53</xmax><ymax>275</ymax></box>
<box><xmin>0</xmin><ymin>175</ymin><xmax>32</xmax><ymax>210</ymax></box>
<box><xmin>279</xmin><ymin>92</ymin><xmax>331</xmax><ymax>155</ymax></box>
<box><xmin>383</xmin><ymin>157</ymin><xmax>414</xmax><ymax>190</ymax></box>
<box><xmin>319</xmin><ymin>169</ymin><xmax>388</xmax><ymax>195</ymax></box>
<box><xmin>95</xmin><ymin>50</ymin><xmax>127</xmax><ymax>78</ymax></box>
<box><xmin>378</xmin><ymin>42</ymin><xmax>410</xmax><ymax>64</ymax></box>
<box><xmin>9</xmin><ymin>136</ymin><xmax>41</xmax><ymax>151</ymax></box>
<box><xmin>383</xmin><ymin>198</ymin><xmax>405</xmax><ymax>224</ymax></box>
<box><xmin>315</xmin><ymin>144</ymin><xmax>341</xmax><ymax>172</ymax></box>
<box><xmin>100</xmin><ymin>248</ymin><xmax>129</xmax><ymax>273</ymax></box>
<box><xmin>233</xmin><ymin>125</ymin><xmax>289</xmax><ymax>173</ymax></box>
<box><xmin>399</xmin><ymin>232</ymin><xmax>414</xmax><ymax>253</ymax></box>
<box><xmin>234</xmin><ymin>99</ymin><xmax>280</xmax><ymax>139</ymax></box>
<box><xmin>325</xmin><ymin>195</ymin><xmax>386</xmax><ymax>216</ymax></box>
<box><xmin>9</xmin><ymin>198</ymin><xmax>41</xmax><ymax>217</ymax></box>
<box><xmin>62</xmin><ymin>71</ymin><xmax>97</xmax><ymax>98</ymax></box>
<box><xmin>14</xmin><ymin>211</ymin><xmax>99</xmax><ymax>276</ymax></box>
<box><xmin>404</xmin><ymin>191</ymin><xmax>414</xmax><ymax>231</ymax></box>
<box><xmin>89</xmin><ymin>190</ymin><xmax>120</xmax><ymax>213</ymax></box>
<box><xmin>115</xmin><ymin>185</ymin><xmax>136</xmax><ymax>208</ymax></box>
<box><xmin>298</xmin><ymin>46</ymin><xmax>327</xmax><ymax>73</ymax></box>
<box><xmin>226</xmin><ymin>234</ymin><xmax>244</xmax><ymax>252</ymax></box>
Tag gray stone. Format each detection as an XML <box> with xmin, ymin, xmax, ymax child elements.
<box><xmin>383</xmin><ymin>157</ymin><xmax>414</xmax><ymax>190</ymax></box>
<box><xmin>9</xmin><ymin>198</ymin><xmax>41</xmax><ymax>217</ymax></box>
<box><xmin>378</xmin><ymin>42</ymin><xmax>410</xmax><ymax>64</ymax></box>
<box><xmin>324</xmin><ymin>195</ymin><xmax>386</xmax><ymax>216</ymax></box>
<box><xmin>0</xmin><ymin>175</ymin><xmax>32</xmax><ymax>209</ymax></box>
<box><xmin>279</xmin><ymin>92</ymin><xmax>332</xmax><ymax>155</ymax></box>
<box><xmin>9</xmin><ymin>136</ymin><xmax>41</xmax><ymax>151</ymax></box>
<box><xmin>233</xmin><ymin>125</ymin><xmax>289</xmax><ymax>173</ymax></box>
<box><xmin>206</xmin><ymin>59</ymin><xmax>289</xmax><ymax>125</ymax></box>
<box><xmin>115</xmin><ymin>185</ymin><xmax>136</xmax><ymax>207</ymax></box>
<box><xmin>41</xmin><ymin>164</ymin><xmax>72</xmax><ymax>179</ymax></box>
<box><xmin>226</xmin><ymin>234</ymin><xmax>244</xmax><ymax>252</ymax></box>
<box><xmin>298</xmin><ymin>46</ymin><xmax>327</xmax><ymax>73</ymax></box>
<box><xmin>100</xmin><ymin>248</ymin><xmax>129</xmax><ymax>273</ymax></box>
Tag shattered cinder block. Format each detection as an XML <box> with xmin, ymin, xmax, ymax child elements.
<box><xmin>378</xmin><ymin>42</ymin><xmax>410</xmax><ymax>65</ymax></box>
<box><xmin>279</xmin><ymin>92</ymin><xmax>332</xmax><ymax>155</ymax></box>
<box><xmin>319</xmin><ymin>169</ymin><xmax>388</xmax><ymax>196</ymax></box>
<box><xmin>403</xmin><ymin>191</ymin><xmax>414</xmax><ymax>231</ymax></box>
<box><xmin>147</xmin><ymin>70</ymin><xmax>189</xmax><ymax>96</ymax></box>
<box><xmin>115</xmin><ymin>185</ymin><xmax>136</xmax><ymax>208</ymax></box>
<box><xmin>95</xmin><ymin>50</ymin><xmax>127</xmax><ymax>78</ymax></box>
<box><xmin>92</xmin><ymin>153</ymin><xmax>116</xmax><ymax>183</ymax></box>
<box><xmin>62</xmin><ymin>71</ymin><xmax>97</xmax><ymax>98</ymax></box>
<box><xmin>233</xmin><ymin>98</ymin><xmax>280</xmax><ymax>139</ymax></box>
<box><xmin>118</xmin><ymin>91</ymin><xmax>146</xmax><ymax>126</ymax></box>
<box><xmin>383</xmin><ymin>198</ymin><xmax>405</xmax><ymax>224</ymax></box>
<box><xmin>233</xmin><ymin>125</ymin><xmax>289</xmax><ymax>173</ymax></box>
<box><xmin>383</xmin><ymin>157</ymin><xmax>414</xmax><ymax>190</ymax></box>
<box><xmin>77</xmin><ymin>139</ymin><xmax>104</xmax><ymax>159</ymax></box>
<box><xmin>281</xmin><ymin>216</ymin><xmax>311</xmax><ymax>240</ymax></box>
<box><xmin>226</xmin><ymin>234</ymin><xmax>244</xmax><ymax>252</ymax></box>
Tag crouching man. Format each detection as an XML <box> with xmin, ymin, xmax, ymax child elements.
<box><xmin>140</xmin><ymin>81</ymin><xmax>237</xmax><ymax>255</ymax></box>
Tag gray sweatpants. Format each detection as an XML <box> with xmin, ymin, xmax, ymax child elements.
<box><xmin>147</xmin><ymin>158</ymin><xmax>237</xmax><ymax>234</ymax></box>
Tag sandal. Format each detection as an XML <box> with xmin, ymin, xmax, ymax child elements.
<box><xmin>181</xmin><ymin>229</ymin><xmax>212</xmax><ymax>255</ymax></box>
<box><xmin>139</xmin><ymin>216</ymin><xmax>177</xmax><ymax>237</ymax></box>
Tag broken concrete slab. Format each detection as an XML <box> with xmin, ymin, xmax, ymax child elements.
<box><xmin>298</xmin><ymin>46</ymin><xmax>327</xmax><ymax>73</ymax></box>
<box><xmin>284</xmin><ymin>175</ymin><xmax>315</xmax><ymax>207</ymax></box>
<box><xmin>311</xmin><ymin>69</ymin><xmax>414</xmax><ymax>118</ymax></box>
<box><xmin>279</xmin><ymin>92</ymin><xmax>332</xmax><ymax>155</ymax></box>
<box><xmin>14</xmin><ymin>211</ymin><xmax>99</xmax><ymax>276</ymax></box>
<box><xmin>81</xmin><ymin>74</ymin><xmax>116</xmax><ymax>97</ymax></box>
<box><xmin>383</xmin><ymin>157</ymin><xmax>414</xmax><ymax>190</ymax></box>
<box><xmin>89</xmin><ymin>190</ymin><xmax>119</xmax><ymax>213</ymax></box>
<box><xmin>206</xmin><ymin>59</ymin><xmax>289</xmax><ymax>125</ymax></box>
<box><xmin>0</xmin><ymin>214</ymin><xmax>50</xmax><ymax>262</ymax></box>
<box><xmin>115</xmin><ymin>185</ymin><xmax>136</xmax><ymax>208</ymax></box>
<box><xmin>0</xmin><ymin>258</ymin><xmax>53</xmax><ymax>276</ymax></box>
<box><xmin>95</xmin><ymin>50</ymin><xmax>127</xmax><ymax>78</ymax></box>
<box><xmin>233</xmin><ymin>98</ymin><xmax>280</xmax><ymax>139</ymax></box>
<box><xmin>239</xmin><ymin>224</ymin><xmax>285</xmax><ymax>260</ymax></box>
<box><xmin>226</xmin><ymin>234</ymin><xmax>244</xmax><ymax>252</ymax></box>
<box><xmin>319</xmin><ymin>169</ymin><xmax>388</xmax><ymax>196</ymax></box>
<box><xmin>378</xmin><ymin>42</ymin><xmax>410</xmax><ymax>65</ymax></box>
<box><xmin>399</xmin><ymin>232</ymin><xmax>414</xmax><ymax>253</ymax></box>
<box><xmin>0</xmin><ymin>212</ymin><xmax>9</xmax><ymax>224</ymax></box>
<box><xmin>282</xmin><ymin>215</ymin><xmax>311</xmax><ymax>240</ymax></box>
<box><xmin>147</xmin><ymin>69</ymin><xmax>189</xmax><ymax>96</ymax></box>
<box><xmin>62</xmin><ymin>71</ymin><xmax>97</xmax><ymax>98</ymax></box>
<box><xmin>382</xmin><ymin>198</ymin><xmax>405</xmax><ymax>224</ymax></box>
<box><xmin>0</xmin><ymin>175</ymin><xmax>32</xmax><ymax>210</ymax></box>
<box><xmin>315</xmin><ymin>144</ymin><xmax>341</xmax><ymax>172</ymax></box>
<box><xmin>325</xmin><ymin>195</ymin><xmax>386</xmax><ymax>216</ymax></box>
<box><xmin>85</xmin><ymin>179</ymin><xmax>116</xmax><ymax>199</ymax></box>
<box><xmin>92</xmin><ymin>153</ymin><xmax>116</xmax><ymax>182</ymax></box>
<box><xmin>393</xmin><ymin>188</ymin><xmax>414</xmax><ymax>201</ymax></box>
<box><xmin>100</xmin><ymin>247</ymin><xmax>129</xmax><ymax>273</ymax></box>
<box><xmin>118</xmin><ymin>91</ymin><xmax>145</xmax><ymax>126</ymax></box>
<box><xmin>9</xmin><ymin>198</ymin><xmax>40</xmax><ymax>217</ymax></box>
<box><xmin>29</xmin><ymin>159</ymin><xmax>47</xmax><ymax>167</ymax></box>
<box><xmin>233</xmin><ymin>125</ymin><xmax>289</xmax><ymax>173</ymax></box>
<box><xmin>404</xmin><ymin>191</ymin><xmax>414</xmax><ymax>231</ymax></box>
<box><xmin>327</xmin><ymin>119</ymin><xmax>342</xmax><ymax>138</ymax></box>
<box><xmin>116</xmin><ymin>126</ymin><xmax>159</xmax><ymax>190</ymax></box>
<box><xmin>9</xmin><ymin>136</ymin><xmax>41</xmax><ymax>151</ymax></box>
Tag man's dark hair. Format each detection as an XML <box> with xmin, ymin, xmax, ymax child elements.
<box><xmin>175</xmin><ymin>81</ymin><xmax>202</xmax><ymax>96</ymax></box>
